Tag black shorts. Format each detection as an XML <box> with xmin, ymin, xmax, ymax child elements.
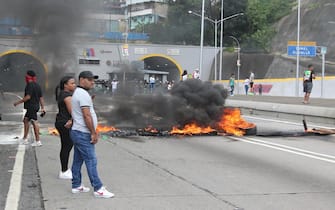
<box><xmin>303</xmin><ymin>81</ymin><xmax>313</xmax><ymax>93</ymax></box>
<box><xmin>24</xmin><ymin>109</ymin><xmax>38</xmax><ymax>121</ymax></box>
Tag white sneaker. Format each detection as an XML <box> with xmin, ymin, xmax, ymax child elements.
<box><xmin>94</xmin><ymin>186</ymin><xmax>114</xmax><ymax>198</ymax></box>
<box><xmin>20</xmin><ymin>138</ymin><xmax>29</xmax><ymax>145</ymax></box>
<box><xmin>59</xmin><ymin>169</ymin><xmax>72</xmax><ymax>179</ymax></box>
<box><xmin>72</xmin><ymin>185</ymin><xmax>90</xmax><ymax>194</ymax></box>
<box><xmin>31</xmin><ymin>141</ymin><xmax>42</xmax><ymax>147</ymax></box>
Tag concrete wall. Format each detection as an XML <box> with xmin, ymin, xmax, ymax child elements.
<box><xmin>0</xmin><ymin>38</ymin><xmax>215</xmax><ymax>81</ymax></box>
<box><xmin>218</xmin><ymin>77</ymin><xmax>335</xmax><ymax>99</ymax></box>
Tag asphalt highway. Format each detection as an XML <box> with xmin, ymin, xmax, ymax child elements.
<box><xmin>1</xmin><ymin>94</ymin><xmax>335</xmax><ymax>210</ymax></box>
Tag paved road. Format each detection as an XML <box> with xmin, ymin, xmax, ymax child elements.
<box><xmin>1</xmin><ymin>94</ymin><xmax>335</xmax><ymax>210</ymax></box>
<box><xmin>1</xmin><ymin>114</ymin><xmax>334</xmax><ymax>210</ymax></box>
<box><xmin>36</xmin><ymin>115</ymin><xmax>335</xmax><ymax>210</ymax></box>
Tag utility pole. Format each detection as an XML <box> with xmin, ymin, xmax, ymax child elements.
<box><xmin>295</xmin><ymin>0</ymin><xmax>301</xmax><ymax>96</ymax></box>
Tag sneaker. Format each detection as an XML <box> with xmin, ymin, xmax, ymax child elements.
<box><xmin>94</xmin><ymin>186</ymin><xmax>114</xmax><ymax>198</ymax></box>
<box><xmin>31</xmin><ymin>141</ymin><xmax>42</xmax><ymax>147</ymax></box>
<box><xmin>72</xmin><ymin>185</ymin><xmax>90</xmax><ymax>194</ymax></box>
<box><xmin>19</xmin><ymin>138</ymin><xmax>29</xmax><ymax>145</ymax></box>
<box><xmin>59</xmin><ymin>169</ymin><xmax>72</xmax><ymax>179</ymax></box>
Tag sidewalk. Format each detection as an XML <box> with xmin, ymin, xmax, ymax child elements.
<box><xmin>227</xmin><ymin>95</ymin><xmax>335</xmax><ymax>107</ymax></box>
<box><xmin>225</xmin><ymin>95</ymin><xmax>335</xmax><ymax>125</ymax></box>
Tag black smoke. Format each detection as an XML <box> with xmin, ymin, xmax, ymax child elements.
<box><xmin>102</xmin><ymin>79</ymin><xmax>228</xmax><ymax>129</ymax></box>
<box><xmin>0</xmin><ymin>0</ymin><xmax>94</xmax><ymax>92</ymax></box>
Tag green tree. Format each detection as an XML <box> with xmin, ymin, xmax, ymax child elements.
<box><xmin>147</xmin><ymin>0</ymin><xmax>203</xmax><ymax>45</ymax></box>
<box><xmin>147</xmin><ymin>0</ymin><xmax>293</xmax><ymax>50</ymax></box>
<box><xmin>245</xmin><ymin>0</ymin><xmax>293</xmax><ymax>51</ymax></box>
<box><xmin>148</xmin><ymin>0</ymin><xmax>248</xmax><ymax>46</ymax></box>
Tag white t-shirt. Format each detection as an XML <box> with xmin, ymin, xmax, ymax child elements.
<box><xmin>111</xmin><ymin>81</ymin><xmax>118</xmax><ymax>90</ymax></box>
<box><xmin>249</xmin><ymin>72</ymin><xmax>255</xmax><ymax>82</ymax></box>
<box><xmin>71</xmin><ymin>87</ymin><xmax>98</xmax><ymax>133</ymax></box>
<box><xmin>149</xmin><ymin>76</ymin><xmax>155</xmax><ymax>84</ymax></box>
<box><xmin>243</xmin><ymin>78</ymin><xmax>250</xmax><ymax>86</ymax></box>
<box><xmin>193</xmin><ymin>71</ymin><xmax>200</xmax><ymax>79</ymax></box>
<box><xmin>182</xmin><ymin>74</ymin><xmax>188</xmax><ymax>81</ymax></box>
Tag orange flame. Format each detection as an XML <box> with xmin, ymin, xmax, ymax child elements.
<box><xmin>216</xmin><ymin>108</ymin><xmax>255</xmax><ymax>136</ymax></box>
<box><xmin>170</xmin><ymin>122</ymin><xmax>216</xmax><ymax>135</ymax></box>
<box><xmin>144</xmin><ymin>125</ymin><xmax>159</xmax><ymax>133</ymax></box>
<box><xmin>48</xmin><ymin>127</ymin><xmax>59</xmax><ymax>136</ymax></box>
<box><xmin>96</xmin><ymin>124</ymin><xmax>119</xmax><ymax>133</ymax></box>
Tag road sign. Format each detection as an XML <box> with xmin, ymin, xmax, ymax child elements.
<box><xmin>287</xmin><ymin>41</ymin><xmax>317</xmax><ymax>57</ymax></box>
<box><xmin>287</xmin><ymin>46</ymin><xmax>316</xmax><ymax>57</ymax></box>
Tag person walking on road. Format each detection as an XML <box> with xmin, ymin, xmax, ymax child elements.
<box><xmin>55</xmin><ymin>76</ymin><xmax>76</xmax><ymax>179</ymax></box>
<box><xmin>303</xmin><ymin>64</ymin><xmax>316</xmax><ymax>104</ymax></box>
<box><xmin>70</xmin><ymin>71</ymin><xmax>114</xmax><ymax>198</ymax></box>
<box><xmin>229</xmin><ymin>73</ymin><xmax>235</xmax><ymax>96</ymax></box>
<box><xmin>13</xmin><ymin>70</ymin><xmax>45</xmax><ymax>146</ymax></box>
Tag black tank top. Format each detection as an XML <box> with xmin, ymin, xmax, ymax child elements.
<box><xmin>55</xmin><ymin>91</ymin><xmax>72</xmax><ymax>123</ymax></box>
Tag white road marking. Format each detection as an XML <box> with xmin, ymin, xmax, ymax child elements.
<box><xmin>230</xmin><ymin>136</ymin><xmax>335</xmax><ymax>164</ymax></box>
<box><xmin>4</xmin><ymin>145</ymin><xmax>26</xmax><ymax>210</ymax></box>
<box><xmin>4</xmin><ymin>103</ymin><xmax>26</xmax><ymax>210</ymax></box>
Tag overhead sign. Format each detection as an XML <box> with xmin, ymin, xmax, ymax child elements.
<box><xmin>287</xmin><ymin>41</ymin><xmax>316</xmax><ymax>57</ymax></box>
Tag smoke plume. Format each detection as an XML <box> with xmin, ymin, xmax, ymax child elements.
<box><xmin>103</xmin><ymin>79</ymin><xmax>228</xmax><ymax>129</ymax></box>
<box><xmin>0</xmin><ymin>0</ymin><xmax>94</xmax><ymax>91</ymax></box>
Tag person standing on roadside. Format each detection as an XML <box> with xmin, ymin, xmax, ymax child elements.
<box><xmin>111</xmin><ymin>79</ymin><xmax>118</xmax><ymax>95</ymax></box>
<box><xmin>229</xmin><ymin>73</ymin><xmax>235</xmax><ymax>96</ymax></box>
<box><xmin>55</xmin><ymin>76</ymin><xmax>76</xmax><ymax>179</ymax></box>
<box><xmin>192</xmin><ymin>69</ymin><xmax>200</xmax><ymax>79</ymax></box>
<box><xmin>243</xmin><ymin>77</ymin><xmax>250</xmax><ymax>95</ymax></box>
<box><xmin>303</xmin><ymin>64</ymin><xmax>316</xmax><ymax>104</ymax></box>
<box><xmin>149</xmin><ymin>75</ymin><xmax>155</xmax><ymax>93</ymax></box>
<box><xmin>13</xmin><ymin>70</ymin><xmax>45</xmax><ymax>146</ymax></box>
<box><xmin>182</xmin><ymin>70</ymin><xmax>188</xmax><ymax>81</ymax></box>
<box><xmin>70</xmin><ymin>71</ymin><xmax>114</xmax><ymax>198</ymax></box>
<box><xmin>249</xmin><ymin>71</ymin><xmax>255</xmax><ymax>93</ymax></box>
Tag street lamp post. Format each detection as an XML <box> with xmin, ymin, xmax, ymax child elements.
<box><xmin>219</xmin><ymin>0</ymin><xmax>223</xmax><ymax>81</ymax></box>
<box><xmin>188</xmin><ymin>11</ymin><xmax>243</xmax><ymax>81</ymax></box>
<box><xmin>295</xmin><ymin>0</ymin><xmax>301</xmax><ymax>96</ymax></box>
<box><xmin>199</xmin><ymin>0</ymin><xmax>205</xmax><ymax>79</ymax></box>
<box><xmin>229</xmin><ymin>36</ymin><xmax>240</xmax><ymax>94</ymax></box>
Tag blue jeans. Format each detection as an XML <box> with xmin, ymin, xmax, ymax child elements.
<box><xmin>70</xmin><ymin>130</ymin><xmax>103</xmax><ymax>191</ymax></box>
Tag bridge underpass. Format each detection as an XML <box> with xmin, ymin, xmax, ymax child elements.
<box><xmin>0</xmin><ymin>50</ymin><xmax>47</xmax><ymax>92</ymax></box>
<box><xmin>141</xmin><ymin>54</ymin><xmax>182</xmax><ymax>82</ymax></box>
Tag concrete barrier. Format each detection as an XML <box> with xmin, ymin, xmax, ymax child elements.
<box><xmin>215</xmin><ymin>76</ymin><xmax>335</xmax><ymax>99</ymax></box>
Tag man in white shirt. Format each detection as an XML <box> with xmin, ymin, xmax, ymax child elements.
<box><xmin>149</xmin><ymin>75</ymin><xmax>155</xmax><ymax>93</ymax></box>
<box><xmin>70</xmin><ymin>71</ymin><xmax>114</xmax><ymax>198</ymax></box>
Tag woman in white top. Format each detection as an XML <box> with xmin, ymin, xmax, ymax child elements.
<box><xmin>243</xmin><ymin>77</ymin><xmax>250</xmax><ymax>95</ymax></box>
<box><xmin>182</xmin><ymin>70</ymin><xmax>188</xmax><ymax>81</ymax></box>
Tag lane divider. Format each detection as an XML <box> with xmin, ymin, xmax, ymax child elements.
<box><xmin>245</xmin><ymin>115</ymin><xmax>335</xmax><ymax>130</ymax></box>
<box><xmin>229</xmin><ymin>136</ymin><xmax>335</xmax><ymax>164</ymax></box>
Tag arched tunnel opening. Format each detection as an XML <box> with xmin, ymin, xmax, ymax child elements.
<box><xmin>0</xmin><ymin>51</ymin><xmax>47</xmax><ymax>92</ymax></box>
<box><xmin>141</xmin><ymin>55</ymin><xmax>181</xmax><ymax>83</ymax></box>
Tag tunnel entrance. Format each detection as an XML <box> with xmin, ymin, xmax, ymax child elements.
<box><xmin>0</xmin><ymin>50</ymin><xmax>47</xmax><ymax>92</ymax></box>
<box><xmin>140</xmin><ymin>54</ymin><xmax>182</xmax><ymax>82</ymax></box>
